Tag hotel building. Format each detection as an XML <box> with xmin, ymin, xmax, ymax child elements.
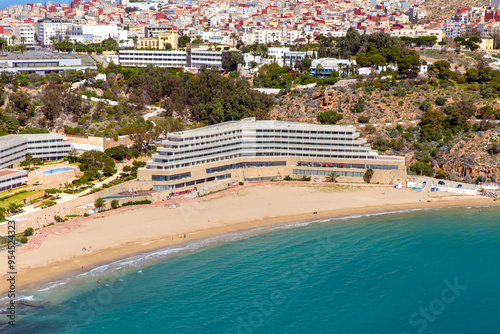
<box><xmin>138</xmin><ymin>118</ymin><xmax>406</xmax><ymax>194</ymax></box>
<box><xmin>0</xmin><ymin>133</ymin><xmax>74</xmax><ymax>169</ymax></box>
<box><xmin>0</xmin><ymin>169</ymin><xmax>28</xmax><ymax>192</ymax></box>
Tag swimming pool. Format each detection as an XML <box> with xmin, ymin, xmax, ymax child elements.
<box><xmin>42</xmin><ymin>167</ymin><xmax>75</xmax><ymax>175</ymax></box>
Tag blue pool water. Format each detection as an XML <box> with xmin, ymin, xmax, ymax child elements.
<box><xmin>4</xmin><ymin>206</ymin><xmax>500</xmax><ymax>333</ymax></box>
<box><xmin>42</xmin><ymin>167</ymin><xmax>75</xmax><ymax>175</ymax></box>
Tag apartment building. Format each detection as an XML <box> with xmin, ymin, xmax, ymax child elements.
<box><xmin>0</xmin><ymin>134</ymin><xmax>74</xmax><ymax>169</ymax></box>
<box><xmin>138</xmin><ymin>30</ymin><xmax>179</xmax><ymax>50</ymax></box>
<box><xmin>36</xmin><ymin>18</ymin><xmax>72</xmax><ymax>46</ymax></box>
<box><xmin>138</xmin><ymin>118</ymin><xmax>406</xmax><ymax>194</ymax></box>
<box><xmin>12</xmin><ymin>25</ymin><xmax>36</xmax><ymax>47</ymax></box>
<box><xmin>67</xmin><ymin>24</ymin><xmax>126</xmax><ymax>44</ymax></box>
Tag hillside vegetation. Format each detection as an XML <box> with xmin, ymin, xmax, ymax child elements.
<box><xmin>424</xmin><ymin>0</ymin><xmax>489</xmax><ymax>21</ymax></box>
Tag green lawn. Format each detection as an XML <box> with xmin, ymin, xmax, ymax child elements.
<box><xmin>0</xmin><ymin>190</ymin><xmax>40</xmax><ymax>210</ymax></box>
<box><xmin>0</xmin><ymin>185</ymin><xmax>29</xmax><ymax>197</ymax></box>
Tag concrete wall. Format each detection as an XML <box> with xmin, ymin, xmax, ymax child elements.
<box><xmin>28</xmin><ymin>165</ymin><xmax>81</xmax><ymax>185</ymax></box>
<box><xmin>103</xmin><ymin>136</ymin><xmax>134</xmax><ymax>150</ymax></box>
<box><xmin>67</xmin><ymin>135</ymin><xmax>134</xmax><ymax>151</ymax></box>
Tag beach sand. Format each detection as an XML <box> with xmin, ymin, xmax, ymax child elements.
<box><xmin>1</xmin><ymin>183</ymin><xmax>497</xmax><ymax>293</ymax></box>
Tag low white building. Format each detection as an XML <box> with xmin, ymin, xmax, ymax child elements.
<box><xmin>118</xmin><ymin>50</ymin><xmax>187</xmax><ymax>68</ymax></box>
<box><xmin>0</xmin><ymin>57</ymin><xmax>95</xmax><ymax>74</ymax></box>
<box><xmin>310</xmin><ymin>58</ymin><xmax>353</xmax><ymax>77</ymax></box>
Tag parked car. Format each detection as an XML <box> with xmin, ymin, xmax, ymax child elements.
<box><xmin>457</xmin><ymin>184</ymin><xmax>463</xmax><ymax>188</ymax></box>
<box><xmin>438</xmin><ymin>181</ymin><xmax>445</xmax><ymax>185</ymax></box>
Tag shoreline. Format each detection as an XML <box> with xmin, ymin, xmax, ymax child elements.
<box><xmin>1</xmin><ymin>183</ymin><xmax>498</xmax><ymax>294</ymax></box>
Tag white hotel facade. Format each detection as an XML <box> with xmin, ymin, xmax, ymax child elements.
<box><xmin>138</xmin><ymin>118</ymin><xmax>406</xmax><ymax>194</ymax></box>
<box><xmin>0</xmin><ymin>133</ymin><xmax>74</xmax><ymax>170</ymax></box>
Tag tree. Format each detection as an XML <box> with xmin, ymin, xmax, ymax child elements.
<box><xmin>342</xmin><ymin>28</ymin><xmax>362</xmax><ymax>58</ymax></box>
<box><xmin>397</xmin><ymin>51</ymin><xmax>420</xmax><ymax>77</ymax></box>
<box><xmin>94</xmin><ymin>197</ymin><xmax>105</xmax><ymax>212</ymax></box>
<box><xmin>8</xmin><ymin>203</ymin><xmax>18</xmax><ymax>214</ymax></box>
<box><xmin>50</xmin><ymin>36</ymin><xmax>57</xmax><ymax>49</ymax></box>
<box><xmin>319</xmin><ymin>110</ymin><xmax>343</xmax><ymax>124</ymax></box>
<box><xmin>102</xmin><ymin>38</ymin><xmax>119</xmax><ymax>51</ymax></box>
<box><xmin>131</xmin><ymin>35</ymin><xmax>139</xmax><ymax>49</ymax></box>
<box><xmin>0</xmin><ymin>37</ymin><xmax>6</xmax><ymax>53</ymax></box>
<box><xmin>25</xmin><ymin>152</ymin><xmax>33</xmax><ymax>169</ymax></box>
<box><xmin>230</xmin><ymin>32</ymin><xmax>239</xmax><ymax>47</ymax></box>
<box><xmin>364</xmin><ymin>168</ymin><xmax>374</xmax><ymax>183</ymax></box>
<box><xmin>111</xmin><ymin>199</ymin><xmax>119</xmax><ymax>209</ymax></box>
<box><xmin>222</xmin><ymin>52</ymin><xmax>244</xmax><ymax>72</ymax></box>
<box><xmin>448</xmin><ymin>98</ymin><xmax>477</xmax><ymax>127</ymax></box>
<box><xmin>326</xmin><ymin>172</ymin><xmax>338</xmax><ymax>183</ymax></box>
<box><xmin>420</xmin><ymin>107</ymin><xmax>444</xmax><ymax>141</ymax></box>
<box><xmin>64</xmin><ymin>181</ymin><xmax>75</xmax><ymax>193</ymax></box>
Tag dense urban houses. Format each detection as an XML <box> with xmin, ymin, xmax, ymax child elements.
<box><xmin>138</xmin><ymin>118</ymin><xmax>406</xmax><ymax>195</ymax></box>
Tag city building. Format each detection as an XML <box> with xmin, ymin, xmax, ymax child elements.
<box><xmin>138</xmin><ymin>30</ymin><xmax>179</xmax><ymax>50</ymax></box>
<box><xmin>0</xmin><ymin>169</ymin><xmax>28</xmax><ymax>192</ymax></box>
<box><xmin>12</xmin><ymin>25</ymin><xmax>36</xmax><ymax>47</ymax></box>
<box><xmin>0</xmin><ymin>57</ymin><xmax>96</xmax><ymax>74</ymax></box>
<box><xmin>310</xmin><ymin>58</ymin><xmax>353</xmax><ymax>77</ymax></box>
<box><xmin>118</xmin><ymin>50</ymin><xmax>187</xmax><ymax>67</ymax></box>
<box><xmin>188</xmin><ymin>47</ymin><xmax>223</xmax><ymax>68</ymax></box>
<box><xmin>138</xmin><ymin>118</ymin><xmax>406</xmax><ymax>194</ymax></box>
<box><xmin>0</xmin><ymin>134</ymin><xmax>74</xmax><ymax>169</ymax></box>
<box><xmin>67</xmin><ymin>24</ymin><xmax>127</xmax><ymax>44</ymax></box>
<box><xmin>36</xmin><ymin>18</ymin><xmax>72</xmax><ymax>46</ymax></box>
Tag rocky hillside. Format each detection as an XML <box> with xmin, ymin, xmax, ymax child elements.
<box><xmin>424</xmin><ymin>0</ymin><xmax>489</xmax><ymax>22</ymax></box>
<box><xmin>269</xmin><ymin>81</ymin><xmax>500</xmax><ymax>182</ymax></box>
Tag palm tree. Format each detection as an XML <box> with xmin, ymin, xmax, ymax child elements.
<box><xmin>8</xmin><ymin>203</ymin><xmax>18</xmax><ymax>214</ymax></box>
<box><xmin>230</xmin><ymin>32</ymin><xmax>238</xmax><ymax>47</ymax></box>
<box><xmin>11</xmin><ymin>35</ymin><xmax>17</xmax><ymax>52</ymax></box>
<box><xmin>306</xmin><ymin>34</ymin><xmax>312</xmax><ymax>52</ymax></box>
<box><xmin>131</xmin><ymin>35</ymin><xmax>138</xmax><ymax>49</ymax></box>
<box><xmin>364</xmin><ymin>168</ymin><xmax>374</xmax><ymax>183</ymax></box>
<box><xmin>64</xmin><ymin>181</ymin><xmax>74</xmax><ymax>193</ymax></box>
<box><xmin>326</xmin><ymin>172</ymin><xmax>337</xmax><ymax>183</ymax></box>
<box><xmin>0</xmin><ymin>207</ymin><xmax>7</xmax><ymax>220</ymax></box>
<box><xmin>50</xmin><ymin>36</ymin><xmax>57</xmax><ymax>49</ymax></box>
<box><xmin>0</xmin><ymin>37</ymin><xmax>6</xmax><ymax>54</ymax></box>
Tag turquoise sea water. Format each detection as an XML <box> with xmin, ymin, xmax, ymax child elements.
<box><xmin>3</xmin><ymin>206</ymin><xmax>500</xmax><ymax>334</ymax></box>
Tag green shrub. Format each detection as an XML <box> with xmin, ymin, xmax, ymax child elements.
<box><xmin>24</xmin><ymin>227</ymin><xmax>34</xmax><ymax>236</ymax></box>
<box><xmin>20</xmin><ymin>237</ymin><xmax>28</xmax><ymax>244</ymax></box>
<box><xmin>121</xmin><ymin>199</ymin><xmax>152</xmax><ymax>206</ymax></box>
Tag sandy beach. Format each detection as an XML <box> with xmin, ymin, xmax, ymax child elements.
<box><xmin>1</xmin><ymin>182</ymin><xmax>498</xmax><ymax>294</ymax></box>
